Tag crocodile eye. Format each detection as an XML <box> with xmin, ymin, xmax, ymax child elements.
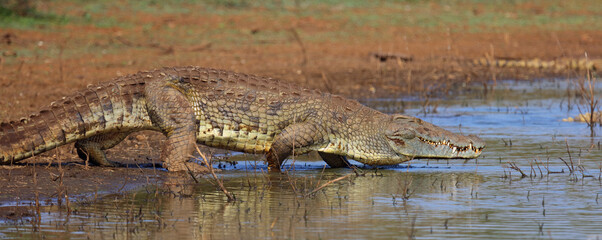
<box><xmin>178</xmin><ymin>77</ymin><xmax>192</xmax><ymax>84</ymax></box>
<box><xmin>393</xmin><ymin>114</ymin><xmax>411</xmax><ymax>120</ymax></box>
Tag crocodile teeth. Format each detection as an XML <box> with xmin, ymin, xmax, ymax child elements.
<box><xmin>418</xmin><ymin>136</ymin><xmax>481</xmax><ymax>153</ymax></box>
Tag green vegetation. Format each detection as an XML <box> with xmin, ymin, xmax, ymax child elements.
<box><xmin>2</xmin><ymin>0</ymin><xmax>600</xmax><ymax>31</ymax></box>
<box><xmin>0</xmin><ymin>0</ymin><xmax>68</xmax><ymax>29</ymax></box>
<box><xmin>0</xmin><ymin>0</ymin><xmax>597</xmax><ymax>62</ymax></box>
<box><xmin>0</xmin><ymin>0</ymin><xmax>600</xmax><ymax>47</ymax></box>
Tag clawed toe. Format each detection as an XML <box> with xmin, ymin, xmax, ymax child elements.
<box><xmin>166</xmin><ymin>161</ymin><xmax>210</xmax><ymax>173</ymax></box>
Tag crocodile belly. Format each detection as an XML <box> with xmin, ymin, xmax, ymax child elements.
<box><xmin>196</xmin><ymin>122</ymin><xmax>273</xmax><ymax>154</ymax></box>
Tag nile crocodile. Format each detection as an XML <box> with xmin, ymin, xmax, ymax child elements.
<box><xmin>0</xmin><ymin>67</ymin><xmax>485</xmax><ymax>172</ymax></box>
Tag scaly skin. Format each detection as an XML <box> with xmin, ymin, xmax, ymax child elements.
<box><xmin>0</xmin><ymin>66</ymin><xmax>485</xmax><ymax>172</ymax></box>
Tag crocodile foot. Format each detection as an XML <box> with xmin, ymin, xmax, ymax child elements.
<box><xmin>102</xmin><ymin>160</ymin><xmax>124</xmax><ymax>168</ymax></box>
<box><xmin>166</xmin><ymin>161</ymin><xmax>210</xmax><ymax>173</ymax></box>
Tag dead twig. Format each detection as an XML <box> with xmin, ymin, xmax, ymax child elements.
<box><xmin>194</xmin><ymin>145</ymin><xmax>236</xmax><ymax>202</ymax></box>
<box><xmin>289</xmin><ymin>28</ymin><xmax>308</xmax><ymax>67</ymax></box>
<box><xmin>558</xmin><ymin>157</ymin><xmax>575</xmax><ymax>174</ymax></box>
<box><xmin>400</xmin><ymin>174</ymin><xmax>414</xmax><ymax>200</ymax></box>
<box><xmin>305</xmin><ymin>173</ymin><xmax>353</xmax><ymax>197</ymax></box>
<box><xmin>534</xmin><ymin>158</ymin><xmax>544</xmax><ymax>177</ymax></box>
<box><xmin>574</xmin><ymin>53</ymin><xmax>599</xmax><ymax>137</ymax></box>
<box><xmin>560</xmin><ymin>139</ymin><xmax>575</xmax><ymax>173</ymax></box>
<box><xmin>507</xmin><ymin>162</ymin><xmax>527</xmax><ymax>178</ymax></box>
<box><xmin>32</xmin><ymin>163</ymin><xmax>41</xmax><ymax>228</ymax></box>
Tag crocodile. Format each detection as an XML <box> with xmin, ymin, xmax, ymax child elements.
<box><xmin>0</xmin><ymin>66</ymin><xmax>485</xmax><ymax>172</ymax></box>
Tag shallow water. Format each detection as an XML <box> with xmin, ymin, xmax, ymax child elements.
<box><xmin>1</xmin><ymin>79</ymin><xmax>602</xmax><ymax>239</ymax></box>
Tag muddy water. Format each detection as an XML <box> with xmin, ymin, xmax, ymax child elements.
<box><xmin>1</xmin><ymin>79</ymin><xmax>602</xmax><ymax>239</ymax></box>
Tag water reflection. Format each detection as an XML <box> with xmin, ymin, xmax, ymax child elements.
<box><xmin>0</xmin><ymin>169</ymin><xmax>484</xmax><ymax>239</ymax></box>
<box><xmin>4</xmin><ymin>164</ymin><xmax>598</xmax><ymax>239</ymax></box>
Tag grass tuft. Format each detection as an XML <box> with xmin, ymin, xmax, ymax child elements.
<box><xmin>0</xmin><ymin>1</ymin><xmax>68</xmax><ymax>29</ymax></box>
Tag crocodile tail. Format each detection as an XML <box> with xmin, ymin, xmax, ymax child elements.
<box><xmin>0</xmin><ymin>98</ymin><xmax>86</xmax><ymax>164</ymax></box>
<box><xmin>0</xmin><ymin>74</ymin><xmax>151</xmax><ymax>164</ymax></box>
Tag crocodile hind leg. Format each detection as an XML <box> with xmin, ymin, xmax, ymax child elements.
<box><xmin>267</xmin><ymin>122</ymin><xmax>323</xmax><ymax>172</ymax></box>
<box><xmin>145</xmin><ymin>80</ymin><xmax>205</xmax><ymax>172</ymax></box>
<box><xmin>318</xmin><ymin>152</ymin><xmax>351</xmax><ymax>168</ymax></box>
<box><xmin>75</xmin><ymin>131</ymin><xmax>131</xmax><ymax>166</ymax></box>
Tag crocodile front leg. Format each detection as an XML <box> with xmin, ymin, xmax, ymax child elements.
<box><xmin>145</xmin><ymin>80</ymin><xmax>205</xmax><ymax>172</ymax></box>
<box><xmin>267</xmin><ymin>122</ymin><xmax>323</xmax><ymax>172</ymax></box>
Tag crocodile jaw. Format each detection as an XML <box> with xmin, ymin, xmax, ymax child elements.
<box><xmin>388</xmin><ymin>135</ymin><xmax>485</xmax><ymax>159</ymax></box>
<box><xmin>385</xmin><ymin>114</ymin><xmax>485</xmax><ymax>159</ymax></box>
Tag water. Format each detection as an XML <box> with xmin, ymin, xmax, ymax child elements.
<box><xmin>1</xmin><ymin>79</ymin><xmax>602</xmax><ymax>239</ymax></box>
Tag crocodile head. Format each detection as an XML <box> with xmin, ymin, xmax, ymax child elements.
<box><xmin>385</xmin><ymin>114</ymin><xmax>485</xmax><ymax>159</ymax></box>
